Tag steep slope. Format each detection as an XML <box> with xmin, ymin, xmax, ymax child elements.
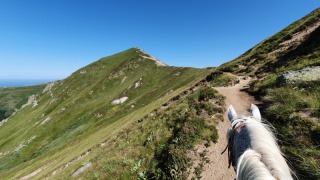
<box><xmin>0</xmin><ymin>48</ymin><xmax>211</xmax><ymax>179</ymax></box>
<box><xmin>210</xmin><ymin>8</ymin><xmax>320</xmax><ymax>179</ymax></box>
<box><xmin>219</xmin><ymin>8</ymin><xmax>320</xmax><ymax>78</ymax></box>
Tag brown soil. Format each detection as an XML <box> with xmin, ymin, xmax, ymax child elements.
<box><xmin>198</xmin><ymin>78</ymin><xmax>258</xmax><ymax>179</ymax></box>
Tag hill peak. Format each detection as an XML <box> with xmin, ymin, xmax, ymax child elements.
<box><xmin>134</xmin><ymin>47</ymin><xmax>167</xmax><ymax>66</ymax></box>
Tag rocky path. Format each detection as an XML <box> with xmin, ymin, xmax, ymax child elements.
<box><xmin>200</xmin><ymin>78</ymin><xmax>258</xmax><ymax>179</ymax></box>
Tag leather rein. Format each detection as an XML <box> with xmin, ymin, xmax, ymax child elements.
<box><xmin>221</xmin><ymin>119</ymin><xmax>246</xmax><ymax>169</ymax></box>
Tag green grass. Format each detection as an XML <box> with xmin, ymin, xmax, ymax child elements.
<box><xmin>218</xmin><ymin>8</ymin><xmax>320</xmax><ymax>77</ymax></box>
<box><xmin>57</xmin><ymin>87</ymin><xmax>224</xmax><ymax>179</ymax></box>
<box><xmin>259</xmin><ymin>81</ymin><xmax>320</xmax><ymax>179</ymax></box>
<box><xmin>0</xmin><ymin>48</ymin><xmax>211</xmax><ymax>179</ymax></box>
<box><xmin>206</xmin><ymin>71</ymin><xmax>238</xmax><ymax>87</ymax></box>
<box><xmin>0</xmin><ymin>84</ymin><xmax>46</xmax><ymax>120</ymax></box>
<box><xmin>145</xmin><ymin>89</ymin><xmax>222</xmax><ymax>179</ymax></box>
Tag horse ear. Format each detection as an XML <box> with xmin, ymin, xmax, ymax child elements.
<box><xmin>227</xmin><ymin>105</ymin><xmax>237</xmax><ymax>122</ymax></box>
<box><xmin>250</xmin><ymin>104</ymin><xmax>261</xmax><ymax>121</ymax></box>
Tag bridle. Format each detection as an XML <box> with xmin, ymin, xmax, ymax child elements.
<box><xmin>221</xmin><ymin>118</ymin><xmax>246</xmax><ymax>169</ymax></box>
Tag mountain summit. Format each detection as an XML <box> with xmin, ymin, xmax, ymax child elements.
<box><xmin>0</xmin><ymin>47</ymin><xmax>210</xmax><ymax>179</ymax></box>
<box><xmin>135</xmin><ymin>48</ymin><xmax>167</xmax><ymax>66</ymax></box>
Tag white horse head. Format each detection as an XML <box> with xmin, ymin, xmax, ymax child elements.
<box><xmin>224</xmin><ymin>104</ymin><xmax>293</xmax><ymax>180</ymax></box>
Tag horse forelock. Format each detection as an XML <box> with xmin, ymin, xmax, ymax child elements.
<box><xmin>228</xmin><ymin>117</ymin><xmax>293</xmax><ymax>180</ymax></box>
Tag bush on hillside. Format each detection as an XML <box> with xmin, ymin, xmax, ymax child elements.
<box><xmin>261</xmin><ymin>80</ymin><xmax>320</xmax><ymax>179</ymax></box>
<box><xmin>145</xmin><ymin>87</ymin><xmax>221</xmax><ymax>179</ymax></box>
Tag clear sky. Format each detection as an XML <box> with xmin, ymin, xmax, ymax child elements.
<box><xmin>0</xmin><ymin>1</ymin><xmax>319</xmax><ymax>80</ymax></box>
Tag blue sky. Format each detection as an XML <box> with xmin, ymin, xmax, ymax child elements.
<box><xmin>0</xmin><ymin>1</ymin><xmax>319</xmax><ymax>80</ymax></box>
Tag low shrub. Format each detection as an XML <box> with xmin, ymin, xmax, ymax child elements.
<box><xmin>145</xmin><ymin>87</ymin><xmax>221</xmax><ymax>179</ymax></box>
<box><xmin>259</xmin><ymin>80</ymin><xmax>320</xmax><ymax>178</ymax></box>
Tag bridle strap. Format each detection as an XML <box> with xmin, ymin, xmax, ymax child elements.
<box><xmin>221</xmin><ymin>120</ymin><xmax>245</xmax><ymax>169</ymax></box>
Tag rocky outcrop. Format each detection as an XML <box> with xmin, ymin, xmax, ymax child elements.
<box><xmin>111</xmin><ymin>97</ymin><xmax>128</xmax><ymax>105</ymax></box>
<box><xmin>43</xmin><ymin>82</ymin><xmax>56</xmax><ymax>93</ymax></box>
<box><xmin>40</xmin><ymin>116</ymin><xmax>52</xmax><ymax>125</ymax></box>
<box><xmin>277</xmin><ymin>66</ymin><xmax>320</xmax><ymax>85</ymax></box>
<box><xmin>136</xmin><ymin>48</ymin><xmax>167</xmax><ymax>66</ymax></box>
<box><xmin>71</xmin><ymin>162</ymin><xmax>92</xmax><ymax>177</ymax></box>
<box><xmin>22</xmin><ymin>95</ymin><xmax>38</xmax><ymax>108</ymax></box>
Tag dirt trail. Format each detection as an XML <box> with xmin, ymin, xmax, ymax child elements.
<box><xmin>200</xmin><ymin>78</ymin><xmax>258</xmax><ymax>179</ymax></box>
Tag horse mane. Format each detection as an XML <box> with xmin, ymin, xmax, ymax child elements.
<box><xmin>237</xmin><ymin>149</ymin><xmax>275</xmax><ymax>179</ymax></box>
<box><xmin>235</xmin><ymin>117</ymin><xmax>293</xmax><ymax>180</ymax></box>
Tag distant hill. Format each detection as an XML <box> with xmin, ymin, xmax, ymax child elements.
<box><xmin>0</xmin><ymin>84</ymin><xmax>46</xmax><ymax>121</ymax></box>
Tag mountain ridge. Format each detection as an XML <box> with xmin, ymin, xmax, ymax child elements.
<box><xmin>0</xmin><ymin>47</ymin><xmax>212</xmax><ymax>179</ymax></box>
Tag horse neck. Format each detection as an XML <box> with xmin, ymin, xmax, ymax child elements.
<box><xmin>237</xmin><ymin>119</ymin><xmax>293</xmax><ymax>180</ymax></box>
<box><xmin>237</xmin><ymin>149</ymin><xmax>276</xmax><ymax>180</ymax></box>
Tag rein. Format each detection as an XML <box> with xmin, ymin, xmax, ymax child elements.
<box><xmin>221</xmin><ymin>119</ymin><xmax>245</xmax><ymax>169</ymax></box>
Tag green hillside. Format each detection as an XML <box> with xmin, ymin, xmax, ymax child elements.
<box><xmin>219</xmin><ymin>8</ymin><xmax>320</xmax><ymax>77</ymax></box>
<box><xmin>212</xmin><ymin>8</ymin><xmax>320</xmax><ymax>179</ymax></box>
<box><xmin>0</xmin><ymin>84</ymin><xmax>46</xmax><ymax>121</ymax></box>
<box><xmin>0</xmin><ymin>48</ymin><xmax>213</xmax><ymax>179</ymax></box>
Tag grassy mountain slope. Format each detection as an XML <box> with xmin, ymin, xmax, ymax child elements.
<box><xmin>213</xmin><ymin>8</ymin><xmax>320</xmax><ymax>179</ymax></box>
<box><xmin>52</xmin><ymin>86</ymin><xmax>225</xmax><ymax>179</ymax></box>
<box><xmin>0</xmin><ymin>48</ymin><xmax>213</xmax><ymax>179</ymax></box>
<box><xmin>219</xmin><ymin>8</ymin><xmax>320</xmax><ymax>78</ymax></box>
<box><xmin>0</xmin><ymin>84</ymin><xmax>46</xmax><ymax>120</ymax></box>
